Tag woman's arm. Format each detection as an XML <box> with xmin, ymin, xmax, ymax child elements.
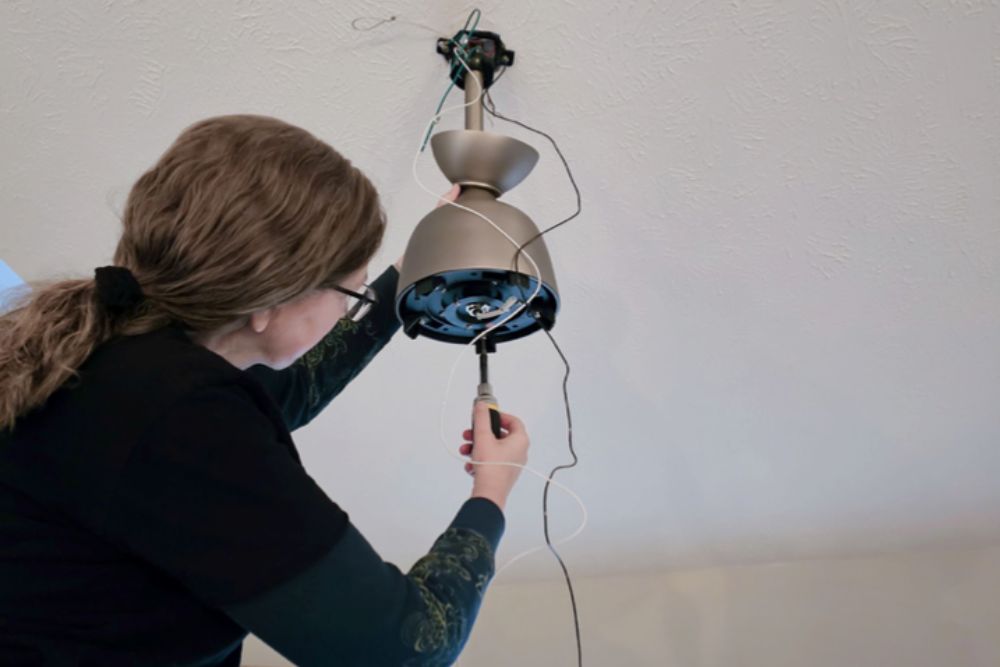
<box><xmin>245</xmin><ymin>264</ymin><xmax>403</xmax><ymax>431</ymax></box>
<box><xmin>221</xmin><ymin>497</ymin><xmax>504</xmax><ymax>667</ymax></box>
<box><xmin>102</xmin><ymin>382</ymin><xmax>503</xmax><ymax>667</ymax></box>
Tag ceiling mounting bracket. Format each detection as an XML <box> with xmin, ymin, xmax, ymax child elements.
<box><xmin>435</xmin><ymin>29</ymin><xmax>514</xmax><ymax>91</ymax></box>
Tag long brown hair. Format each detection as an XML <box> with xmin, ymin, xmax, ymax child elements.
<box><xmin>0</xmin><ymin>114</ymin><xmax>386</xmax><ymax>431</ymax></box>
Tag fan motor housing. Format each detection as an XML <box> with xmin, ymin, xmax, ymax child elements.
<box><xmin>395</xmin><ymin>186</ymin><xmax>559</xmax><ymax>344</ymax></box>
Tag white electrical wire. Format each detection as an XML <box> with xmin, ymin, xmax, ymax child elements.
<box><xmin>409</xmin><ymin>47</ymin><xmax>588</xmax><ymax>578</ymax></box>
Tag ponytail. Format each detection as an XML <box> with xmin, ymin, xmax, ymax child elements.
<box><xmin>1</xmin><ymin>278</ymin><xmax>110</xmax><ymax>430</ymax></box>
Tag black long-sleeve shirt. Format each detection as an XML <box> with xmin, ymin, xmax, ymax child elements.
<box><xmin>0</xmin><ymin>265</ymin><xmax>503</xmax><ymax>666</ymax></box>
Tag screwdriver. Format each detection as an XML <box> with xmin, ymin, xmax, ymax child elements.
<box><xmin>471</xmin><ymin>342</ymin><xmax>503</xmax><ymax>446</ymax></box>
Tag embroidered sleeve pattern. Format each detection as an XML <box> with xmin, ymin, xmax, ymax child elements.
<box><xmin>400</xmin><ymin>527</ymin><xmax>496</xmax><ymax>666</ymax></box>
<box><xmin>244</xmin><ymin>266</ymin><xmax>403</xmax><ymax>431</ymax></box>
<box><xmin>218</xmin><ymin>498</ymin><xmax>505</xmax><ymax>666</ymax></box>
<box><xmin>296</xmin><ymin>316</ymin><xmax>379</xmax><ymax>412</ymax></box>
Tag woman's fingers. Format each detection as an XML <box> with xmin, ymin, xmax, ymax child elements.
<box><xmin>460</xmin><ymin>441</ymin><xmax>474</xmax><ymax>475</ymax></box>
<box><xmin>496</xmin><ymin>411</ymin><xmax>520</xmax><ymax>432</ymax></box>
<box><xmin>435</xmin><ymin>184</ymin><xmax>461</xmax><ymax>208</ymax></box>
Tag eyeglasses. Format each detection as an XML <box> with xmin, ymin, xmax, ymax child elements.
<box><xmin>330</xmin><ymin>283</ymin><xmax>379</xmax><ymax>322</ymax></box>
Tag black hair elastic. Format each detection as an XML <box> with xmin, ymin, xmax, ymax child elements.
<box><xmin>94</xmin><ymin>266</ymin><xmax>145</xmax><ymax>316</ymax></box>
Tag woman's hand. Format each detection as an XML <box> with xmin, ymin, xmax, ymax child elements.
<box><xmin>458</xmin><ymin>402</ymin><xmax>530</xmax><ymax>512</ymax></box>
<box><xmin>394</xmin><ymin>184</ymin><xmax>461</xmax><ymax>273</ymax></box>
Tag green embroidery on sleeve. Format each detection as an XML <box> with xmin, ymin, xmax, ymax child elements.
<box><xmin>295</xmin><ymin>317</ymin><xmax>379</xmax><ymax>409</ymax></box>
<box><xmin>399</xmin><ymin>528</ymin><xmax>495</xmax><ymax>665</ymax></box>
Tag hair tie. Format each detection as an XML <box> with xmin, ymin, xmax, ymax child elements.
<box><xmin>94</xmin><ymin>266</ymin><xmax>145</xmax><ymax>315</ymax></box>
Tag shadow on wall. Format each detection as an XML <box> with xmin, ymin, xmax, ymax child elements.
<box><xmin>564</xmin><ymin>270</ymin><xmax>716</xmax><ymax>559</ymax></box>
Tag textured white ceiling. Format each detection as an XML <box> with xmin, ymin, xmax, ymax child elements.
<box><xmin>2</xmin><ymin>1</ymin><xmax>999</xmax><ymax>583</ymax></box>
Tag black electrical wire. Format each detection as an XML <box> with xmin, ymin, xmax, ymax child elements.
<box><xmin>484</xmin><ymin>81</ymin><xmax>584</xmax><ymax>667</ymax></box>
<box><xmin>538</xmin><ymin>326</ymin><xmax>581</xmax><ymax>667</ymax></box>
<box><xmin>484</xmin><ymin>80</ymin><xmax>582</xmax><ymax>280</ymax></box>
<box><xmin>490</xmin><ymin>61</ymin><xmax>509</xmax><ymax>87</ymax></box>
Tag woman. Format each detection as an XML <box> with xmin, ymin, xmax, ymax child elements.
<box><xmin>0</xmin><ymin>114</ymin><xmax>531</xmax><ymax>666</ymax></box>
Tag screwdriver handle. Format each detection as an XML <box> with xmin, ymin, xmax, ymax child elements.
<box><xmin>471</xmin><ymin>397</ymin><xmax>503</xmax><ymax>445</ymax></box>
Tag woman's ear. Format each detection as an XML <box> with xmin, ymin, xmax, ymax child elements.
<box><xmin>249</xmin><ymin>308</ymin><xmax>272</xmax><ymax>334</ymax></box>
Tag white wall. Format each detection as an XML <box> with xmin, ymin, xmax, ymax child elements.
<box><xmin>4</xmin><ymin>0</ymin><xmax>1000</xmax><ymax>583</ymax></box>
<box><xmin>243</xmin><ymin>544</ymin><xmax>1000</xmax><ymax>666</ymax></box>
